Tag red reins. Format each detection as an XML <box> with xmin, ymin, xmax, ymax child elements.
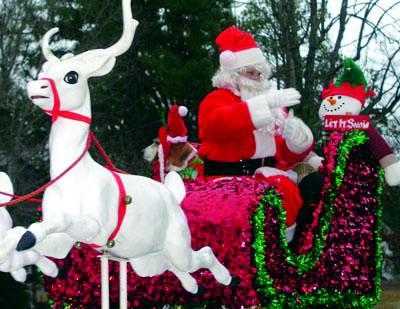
<box><xmin>0</xmin><ymin>77</ymin><xmax>131</xmax><ymax>247</ymax></box>
<box><xmin>0</xmin><ymin>77</ymin><xmax>125</xmax><ymax>207</ymax></box>
<box><xmin>0</xmin><ymin>133</ymin><xmax>92</xmax><ymax>207</ymax></box>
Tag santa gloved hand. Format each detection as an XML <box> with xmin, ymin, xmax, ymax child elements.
<box><xmin>384</xmin><ymin>161</ymin><xmax>400</xmax><ymax>186</ymax></box>
<box><xmin>283</xmin><ymin>110</ymin><xmax>313</xmax><ymax>153</ymax></box>
<box><xmin>305</xmin><ymin>151</ymin><xmax>324</xmax><ymax>170</ymax></box>
<box><xmin>265</xmin><ymin>88</ymin><xmax>301</xmax><ymax>109</ymax></box>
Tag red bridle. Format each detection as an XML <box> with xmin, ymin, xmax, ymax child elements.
<box><xmin>39</xmin><ymin>78</ymin><xmax>92</xmax><ymax>125</ymax></box>
<box><xmin>0</xmin><ymin>77</ymin><xmax>129</xmax><ymax>249</ymax></box>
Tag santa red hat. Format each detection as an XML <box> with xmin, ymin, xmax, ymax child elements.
<box><xmin>215</xmin><ymin>26</ymin><xmax>266</xmax><ymax>69</ymax></box>
<box><xmin>157</xmin><ymin>105</ymin><xmax>188</xmax><ymax>182</ymax></box>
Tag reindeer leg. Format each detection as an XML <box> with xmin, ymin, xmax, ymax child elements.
<box><xmin>189</xmin><ymin>246</ymin><xmax>231</xmax><ymax>286</ymax></box>
<box><xmin>0</xmin><ymin>226</ymin><xmax>28</xmax><ymax>263</ymax></box>
<box><xmin>167</xmin><ymin>245</ymin><xmax>232</xmax><ymax>286</ymax></box>
<box><xmin>164</xmin><ymin>222</ymin><xmax>232</xmax><ymax>288</ymax></box>
<box><xmin>169</xmin><ymin>266</ymin><xmax>198</xmax><ymax>294</ymax></box>
<box><xmin>10</xmin><ymin>269</ymin><xmax>27</xmax><ymax>282</ymax></box>
<box><xmin>17</xmin><ymin>212</ymin><xmax>100</xmax><ymax>252</ymax></box>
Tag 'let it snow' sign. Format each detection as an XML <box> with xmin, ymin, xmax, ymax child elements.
<box><xmin>324</xmin><ymin>115</ymin><xmax>370</xmax><ymax>131</ymax></box>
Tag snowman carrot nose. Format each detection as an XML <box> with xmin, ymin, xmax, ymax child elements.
<box><xmin>327</xmin><ymin>98</ymin><xmax>336</xmax><ymax>105</ymax></box>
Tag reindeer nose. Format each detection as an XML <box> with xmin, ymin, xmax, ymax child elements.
<box><xmin>327</xmin><ymin>98</ymin><xmax>336</xmax><ymax>105</ymax></box>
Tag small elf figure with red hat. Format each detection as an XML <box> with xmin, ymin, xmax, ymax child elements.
<box><xmin>143</xmin><ymin>105</ymin><xmax>198</xmax><ymax>183</ymax></box>
<box><xmin>319</xmin><ymin>58</ymin><xmax>400</xmax><ymax>186</ymax></box>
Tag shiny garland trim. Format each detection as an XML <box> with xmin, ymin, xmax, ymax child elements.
<box><xmin>252</xmin><ymin>130</ymin><xmax>384</xmax><ymax>308</ymax></box>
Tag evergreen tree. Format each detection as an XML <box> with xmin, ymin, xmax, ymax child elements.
<box><xmin>41</xmin><ymin>0</ymin><xmax>235</xmax><ymax>173</ymax></box>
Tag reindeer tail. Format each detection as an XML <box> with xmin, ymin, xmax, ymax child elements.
<box><xmin>164</xmin><ymin>171</ymin><xmax>186</xmax><ymax>204</ymax></box>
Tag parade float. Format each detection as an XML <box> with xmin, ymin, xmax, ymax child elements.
<box><xmin>0</xmin><ymin>0</ymin><xmax>398</xmax><ymax>308</ymax></box>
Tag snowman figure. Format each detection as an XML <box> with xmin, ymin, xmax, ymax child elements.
<box><xmin>319</xmin><ymin>58</ymin><xmax>400</xmax><ymax>186</ymax></box>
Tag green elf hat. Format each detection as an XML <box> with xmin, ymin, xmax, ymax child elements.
<box><xmin>322</xmin><ymin>58</ymin><xmax>376</xmax><ymax>106</ymax></box>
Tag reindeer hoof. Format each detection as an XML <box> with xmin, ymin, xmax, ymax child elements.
<box><xmin>16</xmin><ymin>231</ymin><xmax>36</xmax><ymax>251</ymax></box>
<box><xmin>229</xmin><ymin>275</ymin><xmax>240</xmax><ymax>287</ymax></box>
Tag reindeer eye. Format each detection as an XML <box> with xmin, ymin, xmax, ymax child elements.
<box><xmin>64</xmin><ymin>71</ymin><xmax>79</xmax><ymax>84</ymax></box>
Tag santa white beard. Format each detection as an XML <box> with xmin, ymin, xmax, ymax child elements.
<box><xmin>238</xmin><ymin>75</ymin><xmax>272</xmax><ymax>101</ymax></box>
<box><xmin>212</xmin><ymin>62</ymin><xmax>273</xmax><ymax>100</ymax></box>
<box><xmin>238</xmin><ymin>75</ymin><xmax>288</xmax><ymax>144</ymax></box>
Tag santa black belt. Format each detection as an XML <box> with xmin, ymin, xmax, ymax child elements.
<box><xmin>203</xmin><ymin>157</ymin><xmax>277</xmax><ymax>176</ymax></box>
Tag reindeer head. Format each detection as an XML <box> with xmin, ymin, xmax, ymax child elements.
<box><xmin>27</xmin><ymin>0</ymin><xmax>139</xmax><ymax>118</ymax></box>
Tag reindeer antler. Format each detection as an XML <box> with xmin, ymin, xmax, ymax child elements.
<box><xmin>41</xmin><ymin>0</ymin><xmax>138</xmax><ymax>62</ymax></box>
<box><xmin>41</xmin><ymin>28</ymin><xmax>60</xmax><ymax>62</ymax></box>
<box><xmin>103</xmin><ymin>0</ymin><xmax>139</xmax><ymax>57</ymax></box>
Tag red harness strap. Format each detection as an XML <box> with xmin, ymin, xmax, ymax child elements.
<box><xmin>87</xmin><ymin>168</ymin><xmax>128</xmax><ymax>249</ymax></box>
<box><xmin>40</xmin><ymin>78</ymin><xmax>92</xmax><ymax>125</ymax></box>
<box><xmin>1</xmin><ymin>76</ymin><xmax>131</xmax><ymax>247</ymax></box>
<box><xmin>106</xmin><ymin>168</ymin><xmax>127</xmax><ymax>242</ymax></box>
<box><xmin>42</xmin><ymin>110</ymin><xmax>92</xmax><ymax>125</ymax></box>
<box><xmin>40</xmin><ymin>78</ymin><xmax>61</xmax><ymax>124</ymax></box>
<box><xmin>39</xmin><ymin>77</ymin><xmax>129</xmax><ymax>248</ymax></box>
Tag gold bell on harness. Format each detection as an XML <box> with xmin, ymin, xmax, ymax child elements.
<box><xmin>107</xmin><ymin>239</ymin><xmax>115</xmax><ymax>248</ymax></box>
<box><xmin>124</xmin><ymin>195</ymin><xmax>132</xmax><ymax>205</ymax></box>
<box><xmin>74</xmin><ymin>242</ymin><xmax>82</xmax><ymax>249</ymax></box>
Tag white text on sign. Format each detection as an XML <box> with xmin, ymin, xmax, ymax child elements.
<box><xmin>324</xmin><ymin>115</ymin><xmax>370</xmax><ymax>131</ymax></box>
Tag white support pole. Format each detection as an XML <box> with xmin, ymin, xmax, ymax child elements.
<box><xmin>99</xmin><ymin>253</ymin><xmax>129</xmax><ymax>309</ymax></box>
<box><xmin>119</xmin><ymin>260</ymin><xmax>128</xmax><ymax>309</ymax></box>
<box><xmin>100</xmin><ymin>254</ymin><xmax>110</xmax><ymax>309</ymax></box>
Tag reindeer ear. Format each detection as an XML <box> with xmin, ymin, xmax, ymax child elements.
<box><xmin>83</xmin><ymin>52</ymin><xmax>117</xmax><ymax>78</ymax></box>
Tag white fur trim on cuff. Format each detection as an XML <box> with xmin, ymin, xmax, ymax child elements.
<box><xmin>285</xmin><ymin>223</ymin><xmax>297</xmax><ymax>243</ymax></box>
<box><xmin>254</xmin><ymin>167</ymin><xmax>289</xmax><ymax>178</ymax></box>
<box><xmin>285</xmin><ymin>120</ymin><xmax>314</xmax><ymax>154</ymax></box>
<box><xmin>167</xmin><ymin>135</ymin><xmax>188</xmax><ymax>143</ymax></box>
<box><xmin>305</xmin><ymin>151</ymin><xmax>324</xmax><ymax>170</ymax></box>
<box><xmin>158</xmin><ymin>144</ymin><xmax>165</xmax><ymax>183</ymax></box>
<box><xmin>254</xmin><ymin>167</ymin><xmax>298</xmax><ymax>183</ymax></box>
<box><xmin>246</xmin><ymin>94</ymin><xmax>273</xmax><ymax>129</ymax></box>
<box><xmin>221</xmin><ymin>48</ymin><xmax>266</xmax><ymax>69</ymax></box>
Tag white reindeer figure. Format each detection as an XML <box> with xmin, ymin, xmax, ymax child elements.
<box><xmin>0</xmin><ymin>172</ymin><xmax>58</xmax><ymax>282</ymax></box>
<box><xmin>1</xmin><ymin>0</ymin><xmax>231</xmax><ymax>294</ymax></box>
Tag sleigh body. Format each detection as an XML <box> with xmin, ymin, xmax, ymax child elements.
<box><xmin>43</xmin><ymin>130</ymin><xmax>383</xmax><ymax>308</ymax></box>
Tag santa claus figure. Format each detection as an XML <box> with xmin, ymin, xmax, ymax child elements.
<box><xmin>198</xmin><ymin>26</ymin><xmax>315</xmax><ymax>177</ymax></box>
<box><xmin>198</xmin><ymin>26</ymin><xmax>317</xmax><ymax>241</ymax></box>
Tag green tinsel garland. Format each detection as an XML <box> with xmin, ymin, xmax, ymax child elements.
<box><xmin>252</xmin><ymin>130</ymin><xmax>384</xmax><ymax>308</ymax></box>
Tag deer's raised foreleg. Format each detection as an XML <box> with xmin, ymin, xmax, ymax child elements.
<box><xmin>16</xmin><ymin>212</ymin><xmax>101</xmax><ymax>255</ymax></box>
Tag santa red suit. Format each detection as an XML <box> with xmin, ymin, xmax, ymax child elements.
<box><xmin>198</xmin><ymin>88</ymin><xmax>313</xmax><ymax>168</ymax></box>
<box><xmin>197</xmin><ymin>27</ymin><xmax>317</xmax><ymax>235</ymax></box>
<box><xmin>198</xmin><ymin>87</ymin><xmax>315</xmax><ymax>229</ymax></box>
